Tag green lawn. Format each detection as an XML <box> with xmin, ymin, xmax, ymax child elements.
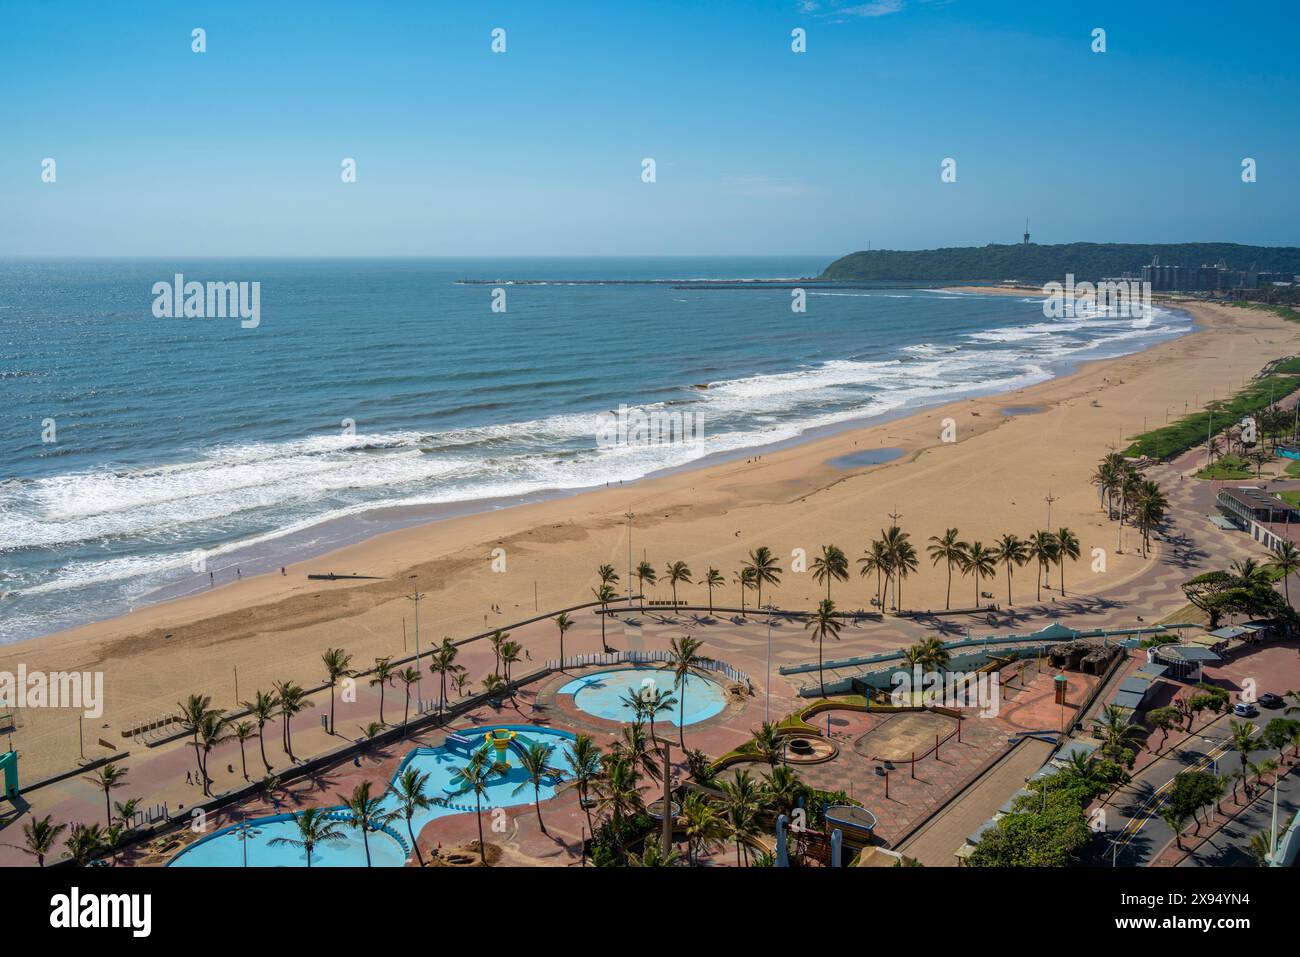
<box><xmin>1278</xmin><ymin>490</ymin><xmax>1300</xmax><ymax>508</ymax></box>
<box><xmin>1194</xmin><ymin>454</ymin><xmax>1255</xmax><ymax>480</ymax></box>
<box><xmin>1285</xmin><ymin>459</ymin><xmax>1300</xmax><ymax>477</ymax></box>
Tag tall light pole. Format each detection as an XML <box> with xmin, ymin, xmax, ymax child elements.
<box><xmin>406</xmin><ymin>578</ymin><xmax>425</xmax><ymax>700</ymax></box>
<box><xmin>624</xmin><ymin>510</ymin><xmax>635</xmax><ymax>607</ymax></box>
<box><xmin>1045</xmin><ymin>489</ymin><xmax>1057</xmax><ymax>530</ymax></box>
<box><xmin>764</xmin><ymin>604</ymin><xmax>777</xmax><ymax>723</ymax></box>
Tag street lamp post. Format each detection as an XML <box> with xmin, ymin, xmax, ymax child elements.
<box><xmin>406</xmin><ymin>579</ymin><xmax>425</xmax><ymax>701</ymax></box>
<box><xmin>624</xmin><ymin>510</ymin><xmax>635</xmax><ymax>607</ymax></box>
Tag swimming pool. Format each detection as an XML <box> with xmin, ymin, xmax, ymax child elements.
<box><xmin>168</xmin><ymin>725</ymin><xmax>577</xmax><ymax>867</ymax></box>
<box><xmin>558</xmin><ymin>667</ymin><xmax>728</xmax><ymax>726</ymax></box>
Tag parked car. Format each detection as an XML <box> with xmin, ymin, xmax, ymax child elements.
<box><xmin>1233</xmin><ymin>701</ymin><xmax>1259</xmax><ymax>717</ymax></box>
<box><xmin>1259</xmin><ymin>692</ymin><xmax>1285</xmax><ymax>710</ymax></box>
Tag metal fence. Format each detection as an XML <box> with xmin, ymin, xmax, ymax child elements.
<box><xmin>544</xmin><ymin>648</ymin><xmax>750</xmax><ymax>692</ymax></box>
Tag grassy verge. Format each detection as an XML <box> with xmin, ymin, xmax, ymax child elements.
<box><xmin>1124</xmin><ymin>366</ymin><xmax>1300</xmax><ymax>460</ymax></box>
<box><xmin>1193</xmin><ymin>454</ymin><xmax>1255</xmax><ymax>480</ymax></box>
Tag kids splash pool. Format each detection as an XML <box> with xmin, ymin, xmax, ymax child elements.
<box><xmin>168</xmin><ymin>724</ymin><xmax>576</xmax><ymax>867</ymax></box>
<box><xmin>558</xmin><ymin>667</ymin><xmax>728</xmax><ymax>726</ymax></box>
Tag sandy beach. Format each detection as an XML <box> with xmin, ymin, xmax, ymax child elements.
<box><xmin>6</xmin><ymin>300</ymin><xmax>1297</xmax><ymax>780</ymax></box>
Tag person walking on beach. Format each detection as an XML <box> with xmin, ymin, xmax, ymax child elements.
<box><xmin>236</xmin><ymin>567</ymin><xmax>241</xmax><ymax>580</ymax></box>
<box><xmin>208</xmin><ymin>571</ymin><xmax>214</xmax><ymax>587</ymax></box>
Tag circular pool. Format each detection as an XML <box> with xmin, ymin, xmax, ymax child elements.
<box><xmin>558</xmin><ymin>667</ymin><xmax>728</xmax><ymax>726</ymax></box>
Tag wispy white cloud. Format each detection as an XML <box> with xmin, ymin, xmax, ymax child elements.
<box><xmin>804</xmin><ymin>0</ymin><xmax>906</xmax><ymax>18</ymax></box>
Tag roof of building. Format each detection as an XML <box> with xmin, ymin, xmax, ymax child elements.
<box><xmin>1157</xmin><ymin>644</ymin><xmax>1222</xmax><ymax>663</ymax></box>
<box><xmin>1208</xmin><ymin>625</ymin><xmax>1251</xmax><ymax>640</ymax></box>
<box><xmin>1218</xmin><ymin>486</ymin><xmax>1299</xmax><ymax>513</ymax></box>
<box><xmin>1136</xmin><ymin>662</ymin><xmax>1169</xmax><ymax>679</ymax></box>
<box><xmin>1113</xmin><ymin>689</ymin><xmax>1147</xmax><ymax>710</ymax></box>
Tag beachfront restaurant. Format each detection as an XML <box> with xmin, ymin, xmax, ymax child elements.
<box><xmin>1216</xmin><ymin>486</ymin><xmax>1300</xmax><ymax>530</ymax></box>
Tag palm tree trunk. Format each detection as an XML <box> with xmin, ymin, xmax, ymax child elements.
<box><xmin>679</xmin><ymin>693</ymin><xmax>686</xmax><ymax>749</ymax></box>
<box><xmin>534</xmin><ymin>784</ymin><xmax>547</xmax><ymax>834</ymax></box>
<box><xmin>945</xmin><ymin>561</ymin><xmax>952</xmax><ymax>609</ymax></box>
<box><xmin>239</xmin><ymin>740</ymin><xmax>248</xmax><ymax>780</ymax></box>
<box><xmin>362</xmin><ymin>827</ymin><xmax>372</xmax><ymax>867</ymax></box>
<box><xmin>407</xmin><ymin>815</ymin><xmax>424</xmax><ymax>866</ymax></box>
<box><xmin>329</xmin><ymin>684</ymin><xmax>336</xmax><ymax>734</ymax></box>
<box><xmin>475</xmin><ymin>793</ymin><xmax>486</xmax><ymax>864</ymax></box>
<box><xmin>819</xmin><ymin>636</ymin><xmax>825</xmax><ymax>697</ymax></box>
<box><xmin>258</xmin><ymin>726</ymin><xmax>271</xmax><ymax>772</ymax></box>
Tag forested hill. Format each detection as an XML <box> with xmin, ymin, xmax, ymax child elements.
<box><xmin>819</xmin><ymin>243</ymin><xmax>1300</xmax><ymax>282</ymax></box>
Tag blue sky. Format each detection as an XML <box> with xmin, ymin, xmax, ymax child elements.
<box><xmin>1</xmin><ymin>0</ymin><xmax>1296</xmax><ymax>257</ymax></box>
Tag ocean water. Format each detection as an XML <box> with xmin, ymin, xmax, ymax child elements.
<box><xmin>0</xmin><ymin>257</ymin><xmax>1190</xmax><ymax>643</ymax></box>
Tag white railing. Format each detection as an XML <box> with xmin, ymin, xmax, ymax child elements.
<box><xmin>544</xmin><ymin>649</ymin><xmax>750</xmax><ymax>692</ymax></box>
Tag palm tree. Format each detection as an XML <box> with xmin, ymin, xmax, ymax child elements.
<box><xmin>592</xmin><ymin>584</ymin><xmax>616</xmax><ymax>651</ymax></box>
<box><xmin>615</xmin><ymin>719</ymin><xmax>663</xmax><ymax>783</ymax></box>
<box><xmin>63</xmin><ymin>823</ymin><xmax>105</xmax><ymax>866</ymax></box>
<box><xmin>1026</xmin><ymin>530</ymin><xmax>1058</xmax><ymax>601</ymax></box>
<box><xmin>513</xmin><ymin>740</ymin><xmax>562</xmax><ymax>835</ymax></box>
<box><xmin>750</xmin><ymin>721</ymin><xmax>783</xmax><ymax>767</ymax></box>
<box><xmin>639</xmin><ymin>685</ymin><xmax>677</xmax><ymax>743</ymax></box>
<box><xmin>397</xmin><ymin>666</ymin><xmax>421</xmax><ymax>726</ymax></box>
<box><xmin>195</xmin><ymin>710</ymin><xmax>229</xmax><ymax>796</ymax></box>
<box><xmin>993</xmin><ymin>533</ymin><xmax>1028</xmax><ymax>606</ymax></box>
<box><xmin>804</xmin><ymin>598</ymin><xmax>843</xmax><ymax>697</ymax></box>
<box><xmin>564</xmin><ymin>733</ymin><xmax>604</xmax><ymax>840</ymax></box>
<box><xmin>597</xmin><ymin>563</ymin><xmax>620</xmax><ymax>588</ymax></box>
<box><xmin>1096</xmin><ymin>704</ymin><xmax>1147</xmax><ymax>767</ymax></box>
<box><xmin>627</xmin><ymin>842</ymin><xmax>683</xmax><ymax>867</ymax></box>
<box><xmin>393</xmin><ymin>767</ymin><xmax>432</xmax><ymax>866</ymax></box>
<box><xmin>1269</xmin><ymin>540</ymin><xmax>1300</xmax><ymax>605</ymax></box>
<box><xmin>743</xmin><ymin>546</ymin><xmax>783</xmax><ymax>613</ymax></box>
<box><xmin>231</xmin><ymin>721</ymin><xmax>254</xmax><ymax>780</ymax></box>
<box><xmin>83</xmin><ymin>763</ymin><xmax>128</xmax><ymax>827</ymax></box>
<box><xmin>927</xmin><ymin>529</ymin><xmax>968</xmax><ymax>610</ymax></box>
<box><xmin>499</xmin><ymin>640</ymin><xmax>522</xmax><ymax>686</ymax></box>
<box><xmin>369</xmin><ymin>658</ymin><xmax>395</xmax><ymax>725</ymax></box>
<box><xmin>17</xmin><ymin>815</ymin><xmax>66</xmax><ymax>866</ymax></box>
<box><xmin>488</xmin><ymin>629</ymin><xmax>509</xmax><ymax>677</ymax></box>
<box><xmin>553</xmin><ymin>611</ymin><xmax>573</xmax><ymax>667</ymax></box>
<box><xmin>960</xmin><ymin>541</ymin><xmax>997</xmax><ymax>609</ymax></box>
<box><xmin>177</xmin><ymin>693</ymin><xmax>215</xmax><ymax>788</ymax></box>
<box><xmin>679</xmin><ymin>791</ymin><xmax>727</xmax><ymax>866</ymax></box>
<box><xmin>243</xmin><ymin>689</ymin><xmax>278</xmax><ymax>773</ymax></box>
<box><xmin>663</xmin><ymin>634</ymin><xmax>705</xmax><ymax>748</ymax></box>
<box><xmin>916</xmin><ymin>636</ymin><xmax>951</xmax><ymax>673</ymax></box>
<box><xmin>704</xmin><ymin>567</ymin><xmax>725</xmax><ymax>615</ymax></box>
<box><xmin>1246</xmin><ymin>830</ymin><xmax>1274</xmax><ymax>866</ymax></box>
<box><xmin>733</xmin><ymin>566</ymin><xmax>756</xmax><ymax>616</ymax></box>
<box><xmin>592</xmin><ymin>755</ymin><xmax>644</xmax><ymax>845</ymax></box>
<box><xmin>762</xmin><ymin>764</ymin><xmax>807</xmax><ymax>818</ymax></box>
<box><xmin>635</xmin><ymin>560</ymin><xmax>657</xmax><ymax>611</ymax></box>
<box><xmin>810</xmin><ymin>545</ymin><xmax>849</xmax><ymax>601</ymax></box>
<box><xmin>859</xmin><ymin>538</ymin><xmax>889</xmax><ymax>609</ymax></box>
<box><xmin>337</xmin><ymin>780</ymin><xmax>398</xmax><ymax>868</ymax></box>
<box><xmin>112</xmin><ymin>797</ymin><xmax>140</xmax><ymax>829</ymax></box>
<box><xmin>888</xmin><ymin>531</ymin><xmax>919</xmax><ymax>610</ymax></box>
<box><xmin>1055</xmin><ymin>527</ymin><xmax>1081</xmax><ymax>596</ymax></box>
<box><xmin>453</xmin><ymin>752</ymin><xmax>499</xmax><ymax>864</ymax></box>
<box><xmin>429</xmin><ymin>638</ymin><xmax>460</xmax><ymax>714</ymax></box>
<box><xmin>719</xmin><ymin>769</ymin><xmax>761</xmax><ymax>866</ymax></box>
<box><xmin>665</xmin><ymin>560</ymin><xmax>692</xmax><ymax>608</ymax></box>
<box><xmin>268</xmin><ymin>807</ymin><xmax>346</xmax><ymax>867</ymax></box>
<box><xmin>272</xmin><ymin>679</ymin><xmax>314</xmax><ymax>761</ymax></box>
<box><xmin>1132</xmin><ymin>481</ymin><xmax>1169</xmax><ymax>557</ymax></box>
<box><xmin>321</xmin><ymin>647</ymin><xmax>353</xmax><ymax>735</ymax></box>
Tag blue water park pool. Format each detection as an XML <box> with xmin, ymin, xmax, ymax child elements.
<box><xmin>168</xmin><ymin>725</ymin><xmax>577</xmax><ymax>867</ymax></box>
<box><xmin>558</xmin><ymin>666</ymin><xmax>728</xmax><ymax>726</ymax></box>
